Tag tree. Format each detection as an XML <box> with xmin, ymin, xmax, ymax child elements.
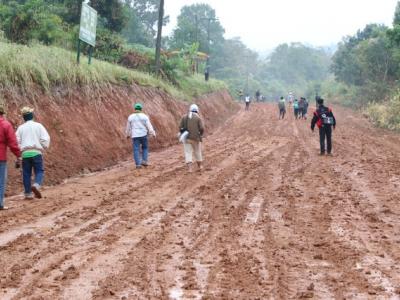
<box><xmin>121</xmin><ymin>6</ymin><xmax>153</xmax><ymax>46</ymax></box>
<box><xmin>127</xmin><ymin>0</ymin><xmax>169</xmax><ymax>43</ymax></box>
<box><xmin>394</xmin><ymin>1</ymin><xmax>400</xmax><ymax>25</ymax></box>
<box><xmin>0</xmin><ymin>0</ymin><xmax>64</xmax><ymax>44</ymax></box>
<box><xmin>59</xmin><ymin>0</ymin><xmax>128</xmax><ymax>32</ymax></box>
<box><xmin>155</xmin><ymin>0</ymin><xmax>164</xmax><ymax>75</ymax></box>
<box><xmin>170</xmin><ymin>4</ymin><xmax>225</xmax><ymax>55</ymax></box>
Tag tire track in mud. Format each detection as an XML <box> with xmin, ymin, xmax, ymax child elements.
<box><xmin>1</xmin><ymin>104</ymin><xmax>400</xmax><ymax>299</ymax></box>
<box><xmin>93</xmin><ymin>110</ymin><xmax>290</xmax><ymax>299</ymax></box>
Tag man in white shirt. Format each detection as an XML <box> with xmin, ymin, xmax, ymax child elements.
<box><xmin>16</xmin><ymin>106</ymin><xmax>50</xmax><ymax>199</ymax></box>
<box><xmin>245</xmin><ymin>95</ymin><xmax>251</xmax><ymax>111</ymax></box>
<box><xmin>126</xmin><ymin>103</ymin><xmax>156</xmax><ymax>168</ymax></box>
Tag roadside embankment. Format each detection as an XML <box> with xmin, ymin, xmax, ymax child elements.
<box><xmin>2</xmin><ymin>85</ymin><xmax>239</xmax><ymax>196</ymax></box>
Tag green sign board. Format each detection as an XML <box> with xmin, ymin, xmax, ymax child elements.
<box><xmin>79</xmin><ymin>3</ymin><xmax>97</xmax><ymax>47</ymax></box>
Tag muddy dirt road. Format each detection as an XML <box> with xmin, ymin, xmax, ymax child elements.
<box><xmin>1</xmin><ymin>103</ymin><xmax>400</xmax><ymax>299</ymax></box>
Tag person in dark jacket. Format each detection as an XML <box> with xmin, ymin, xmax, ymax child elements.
<box><xmin>0</xmin><ymin>104</ymin><xmax>21</xmax><ymax>209</ymax></box>
<box><xmin>311</xmin><ymin>98</ymin><xmax>336</xmax><ymax>155</ymax></box>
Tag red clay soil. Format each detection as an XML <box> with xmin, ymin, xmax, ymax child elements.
<box><xmin>2</xmin><ymin>86</ymin><xmax>238</xmax><ymax>196</ymax></box>
<box><xmin>0</xmin><ymin>103</ymin><xmax>399</xmax><ymax>299</ymax></box>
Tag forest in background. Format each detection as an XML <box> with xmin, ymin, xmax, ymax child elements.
<box><xmin>1</xmin><ymin>0</ymin><xmax>400</xmax><ymax>129</ymax></box>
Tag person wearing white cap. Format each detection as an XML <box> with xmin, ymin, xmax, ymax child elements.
<box><xmin>179</xmin><ymin>104</ymin><xmax>204</xmax><ymax>172</ymax></box>
<box><xmin>16</xmin><ymin>106</ymin><xmax>50</xmax><ymax>199</ymax></box>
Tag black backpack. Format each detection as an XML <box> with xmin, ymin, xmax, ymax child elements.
<box><xmin>318</xmin><ymin>107</ymin><xmax>334</xmax><ymax>125</ymax></box>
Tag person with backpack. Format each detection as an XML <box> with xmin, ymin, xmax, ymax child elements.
<box><xmin>126</xmin><ymin>103</ymin><xmax>156</xmax><ymax>169</ymax></box>
<box><xmin>16</xmin><ymin>106</ymin><xmax>50</xmax><ymax>199</ymax></box>
<box><xmin>0</xmin><ymin>103</ymin><xmax>21</xmax><ymax>209</ymax></box>
<box><xmin>179</xmin><ymin>104</ymin><xmax>204</xmax><ymax>173</ymax></box>
<box><xmin>311</xmin><ymin>98</ymin><xmax>336</xmax><ymax>155</ymax></box>
<box><xmin>278</xmin><ymin>96</ymin><xmax>286</xmax><ymax>119</ymax></box>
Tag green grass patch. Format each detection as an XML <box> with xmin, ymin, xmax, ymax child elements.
<box><xmin>366</xmin><ymin>90</ymin><xmax>400</xmax><ymax>131</ymax></box>
<box><xmin>0</xmin><ymin>42</ymin><xmax>225</xmax><ymax>100</ymax></box>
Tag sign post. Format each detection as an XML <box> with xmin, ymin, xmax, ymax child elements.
<box><xmin>77</xmin><ymin>2</ymin><xmax>97</xmax><ymax>64</ymax></box>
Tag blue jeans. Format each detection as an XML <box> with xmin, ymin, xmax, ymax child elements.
<box><xmin>0</xmin><ymin>161</ymin><xmax>7</xmax><ymax>208</ymax></box>
<box><xmin>132</xmin><ymin>136</ymin><xmax>148</xmax><ymax>166</ymax></box>
<box><xmin>22</xmin><ymin>155</ymin><xmax>44</xmax><ymax>194</ymax></box>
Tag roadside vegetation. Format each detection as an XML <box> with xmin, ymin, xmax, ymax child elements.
<box><xmin>329</xmin><ymin>2</ymin><xmax>400</xmax><ymax>130</ymax></box>
<box><xmin>0</xmin><ymin>41</ymin><xmax>225</xmax><ymax>100</ymax></box>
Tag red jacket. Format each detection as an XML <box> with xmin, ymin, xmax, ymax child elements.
<box><xmin>0</xmin><ymin>117</ymin><xmax>21</xmax><ymax>160</ymax></box>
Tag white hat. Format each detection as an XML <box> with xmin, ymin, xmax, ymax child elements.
<box><xmin>190</xmin><ymin>104</ymin><xmax>199</xmax><ymax>112</ymax></box>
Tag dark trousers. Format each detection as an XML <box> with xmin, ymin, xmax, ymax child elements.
<box><xmin>279</xmin><ymin>108</ymin><xmax>286</xmax><ymax>119</ymax></box>
<box><xmin>319</xmin><ymin>126</ymin><xmax>332</xmax><ymax>154</ymax></box>
<box><xmin>22</xmin><ymin>155</ymin><xmax>44</xmax><ymax>194</ymax></box>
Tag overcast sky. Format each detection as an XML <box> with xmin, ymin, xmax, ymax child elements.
<box><xmin>164</xmin><ymin>0</ymin><xmax>399</xmax><ymax>51</ymax></box>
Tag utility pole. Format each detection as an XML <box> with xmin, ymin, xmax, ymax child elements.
<box><xmin>155</xmin><ymin>0</ymin><xmax>164</xmax><ymax>76</ymax></box>
<box><xmin>245</xmin><ymin>54</ymin><xmax>250</xmax><ymax>95</ymax></box>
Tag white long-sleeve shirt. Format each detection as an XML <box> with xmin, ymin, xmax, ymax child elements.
<box><xmin>125</xmin><ymin>113</ymin><xmax>155</xmax><ymax>138</ymax></box>
<box><xmin>16</xmin><ymin>120</ymin><xmax>50</xmax><ymax>153</ymax></box>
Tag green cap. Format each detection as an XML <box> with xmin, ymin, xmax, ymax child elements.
<box><xmin>134</xmin><ymin>103</ymin><xmax>143</xmax><ymax>111</ymax></box>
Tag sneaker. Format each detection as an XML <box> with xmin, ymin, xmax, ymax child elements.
<box><xmin>136</xmin><ymin>165</ymin><xmax>142</xmax><ymax>169</ymax></box>
<box><xmin>31</xmin><ymin>184</ymin><xmax>42</xmax><ymax>199</ymax></box>
<box><xmin>24</xmin><ymin>193</ymin><xmax>34</xmax><ymax>200</ymax></box>
<box><xmin>0</xmin><ymin>206</ymin><xmax>9</xmax><ymax>210</ymax></box>
<box><xmin>142</xmin><ymin>161</ymin><xmax>149</xmax><ymax>167</ymax></box>
<box><xmin>319</xmin><ymin>152</ymin><xmax>325</xmax><ymax>156</ymax></box>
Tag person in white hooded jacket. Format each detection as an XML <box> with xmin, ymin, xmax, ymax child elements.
<box><xmin>179</xmin><ymin>104</ymin><xmax>204</xmax><ymax>172</ymax></box>
<box><xmin>16</xmin><ymin>106</ymin><xmax>50</xmax><ymax>199</ymax></box>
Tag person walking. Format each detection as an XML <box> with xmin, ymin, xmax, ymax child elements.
<box><xmin>16</xmin><ymin>107</ymin><xmax>50</xmax><ymax>199</ymax></box>
<box><xmin>245</xmin><ymin>95</ymin><xmax>251</xmax><ymax>111</ymax></box>
<box><xmin>293</xmin><ymin>99</ymin><xmax>300</xmax><ymax>119</ymax></box>
<box><xmin>278</xmin><ymin>97</ymin><xmax>286</xmax><ymax>119</ymax></box>
<box><xmin>0</xmin><ymin>104</ymin><xmax>21</xmax><ymax>210</ymax></box>
<box><xmin>303</xmin><ymin>97</ymin><xmax>309</xmax><ymax>119</ymax></box>
<box><xmin>126</xmin><ymin>103</ymin><xmax>156</xmax><ymax>169</ymax></box>
<box><xmin>311</xmin><ymin>98</ymin><xmax>336</xmax><ymax>155</ymax></box>
<box><xmin>179</xmin><ymin>104</ymin><xmax>204</xmax><ymax>173</ymax></box>
<box><xmin>298</xmin><ymin>97</ymin><xmax>305</xmax><ymax>119</ymax></box>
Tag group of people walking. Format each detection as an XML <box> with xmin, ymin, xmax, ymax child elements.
<box><xmin>0</xmin><ymin>105</ymin><xmax>50</xmax><ymax>210</ymax></box>
<box><xmin>0</xmin><ymin>95</ymin><xmax>336</xmax><ymax>210</ymax></box>
<box><xmin>126</xmin><ymin>102</ymin><xmax>204</xmax><ymax>173</ymax></box>
<box><xmin>278</xmin><ymin>96</ymin><xmax>309</xmax><ymax>120</ymax></box>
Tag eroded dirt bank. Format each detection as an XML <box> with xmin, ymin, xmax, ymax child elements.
<box><xmin>2</xmin><ymin>86</ymin><xmax>238</xmax><ymax>195</ymax></box>
<box><xmin>0</xmin><ymin>103</ymin><xmax>400</xmax><ymax>299</ymax></box>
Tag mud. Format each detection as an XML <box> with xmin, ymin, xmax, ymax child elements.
<box><xmin>2</xmin><ymin>86</ymin><xmax>238</xmax><ymax>196</ymax></box>
<box><xmin>0</xmin><ymin>103</ymin><xmax>400</xmax><ymax>299</ymax></box>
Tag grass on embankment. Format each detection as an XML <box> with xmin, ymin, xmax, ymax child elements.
<box><xmin>366</xmin><ymin>91</ymin><xmax>400</xmax><ymax>131</ymax></box>
<box><xmin>0</xmin><ymin>42</ymin><xmax>226</xmax><ymax>100</ymax></box>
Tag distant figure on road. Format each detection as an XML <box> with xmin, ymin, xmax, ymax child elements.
<box><xmin>293</xmin><ymin>99</ymin><xmax>299</xmax><ymax>119</ymax></box>
<box><xmin>0</xmin><ymin>103</ymin><xmax>21</xmax><ymax>210</ymax></box>
<box><xmin>255</xmin><ymin>90</ymin><xmax>261</xmax><ymax>102</ymax></box>
<box><xmin>179</xmin><ymin>104</ymin><xmax>204</xmax><ymax>173</ymax></box>
<box><xmin>245</xmin><ymin>95</ymin><xmax>251</xmax><ymax>111</ymax></box>
<box><xmin>278</xmin><ymin>97</ymin><xmax>286</xmax><ymax>119</ymax></box>
<box><xmin>204</xmin><ymin>67</ymin><xmax>209</xmax><ymax>81</ymax></box>
<box><xmin>16</xmin><ymin>106</ymin><xmax>50</xmax><ymax>199</ymax></box>
<box><xmin>298</xmin><ymin>97</ymin><xmax>305</xmax><ymax>119</ymax></box>
<box><xmin>302</xmin><ymin>97</ymin><xmax>309</xmax><ymax>119</ymax></box>
<box><xmin>311</xmin><ymin>98</ymin><xmax>336</xmax><ymax>155</ymax></box>
<box><xmin>126</xmin><ymin>103</ymin><xmax>156</xmax><ymax>169</ymax></box>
